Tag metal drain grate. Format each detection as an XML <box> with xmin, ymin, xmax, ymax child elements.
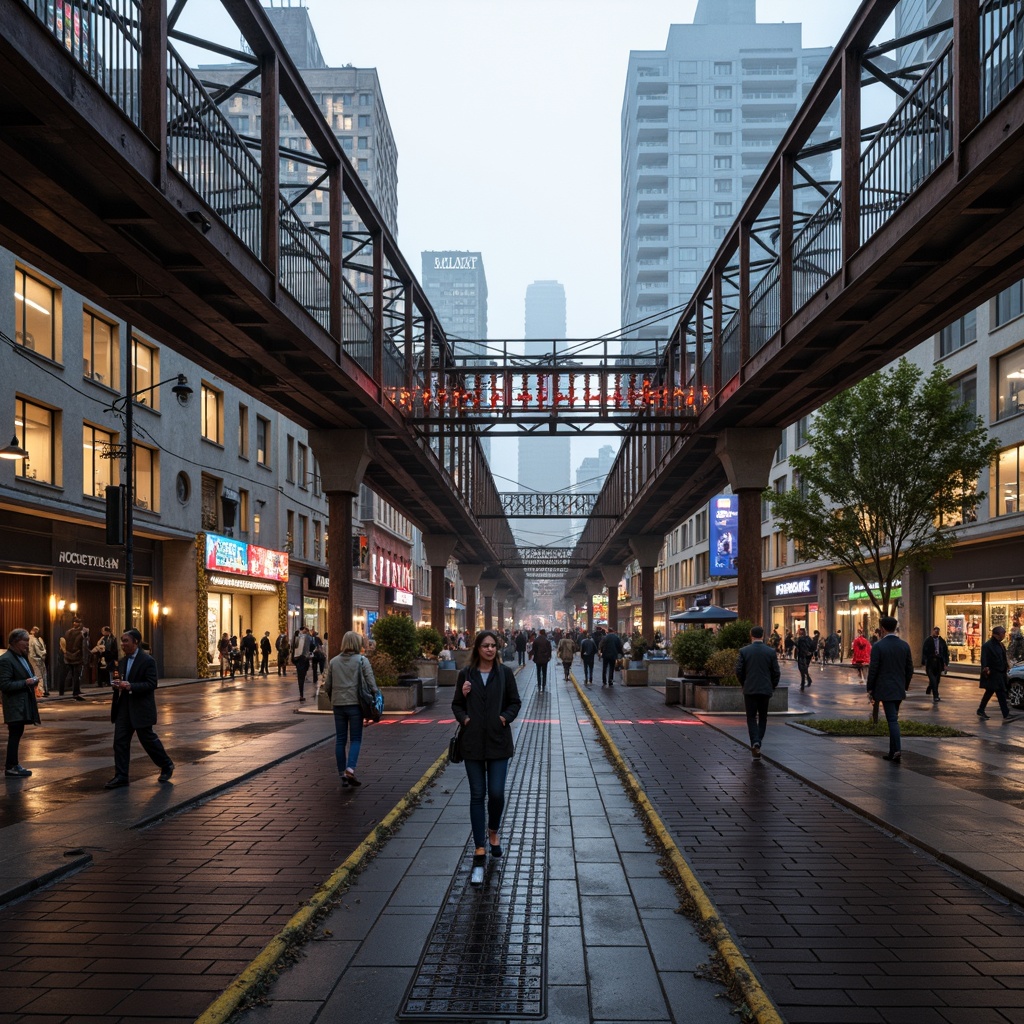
<box><xmin>399</xmin><ymin>689</ymin><xmax>550</xmax><ymax>1019</ymax></box>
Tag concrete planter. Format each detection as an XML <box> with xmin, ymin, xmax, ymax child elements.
<box><xmin>438</xmin><ymin>667</ymin><xmax>459</xmax><ymax>687</ymax></box>
<box><xmin>454</xmin><ymin>650</ymin><xmax>472</xmax><ymax>670</ymax></box>
<box><xmin>625</xmin><ymin>667</ymin><xmax>648</xmax><ymax>686</ymax></box>
<box><xmin>693</xmin><ymin>684</ymin><xmax>789</xmax><ymax>712</ymax></box>
<box><xmin>645</xmin><ymin>658</ymin><xmax>675</xmax><ymax>685</ymax></box>
<box><xmin>381</xmin><ymin>682</ymin><xmax>419</xmax><ymax>712</ymax></box>
<box><xmin>421</xmin><ymin>680</ymin><xmax>437</xmax><ymax>705</ymax></box>
<box><xmin>414</xmin><ymin>659</ymin><xmax>438</xmax><ymax>681</ymax></box>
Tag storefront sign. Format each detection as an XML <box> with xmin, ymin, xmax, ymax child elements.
<box><xmin>848</xmin><ymin>582</ymin><xmax>902</xmax><ymax>601</ymax></box>
<box><xmin>774</xmin><ymin>577</ymin><xmax>816</xmax><ymax>598</ymax></box>
<box><xmin>306</xmin><ymin>571</ymin><xmax>329</xmax><ymax>592</ymax></box>
<box><xmin>709</xmin><ymin>495</ymin><xmax>738</xmax><ymax>576</ymax></box>
<box><xmin>205</xmin><ymin>533</ymin><xmax>288</xmax><ymax>581</ymax></box>
<box><xmin>387</xmin><ymin>587</ymin><xmax>414</xmax><ymax>607</ymax></box>
<box><xmin>57</xmin><ymin>547</ymin><xmax>120</xmax><ymax>571</ymax></box>
<box><xmin>207</xmin><ymin>574</ymin><xmax>278</xmax><ymax>593</ymax></box>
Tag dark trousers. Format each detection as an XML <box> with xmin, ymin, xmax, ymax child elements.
<box><xmin>277</xmin><ymin>651</ymin><xmax>288</xmax><ymax>675</ymax></box>
<box><xmin>561</xmin><ymin>659</ymin><xmax>572</xmax><ymax>681</ymax></box>
<box><xmin>881</xmin><ymin>699</ymin><xmax>902</xmax><ymax>754</ymax></box>
<box><xmin>112</xmin><ymin>699</ymin><xmax>171</xmax><ymax>779</ymax></box>
<box><xmin>243</xmin><ymin>653</ymin><xmax>255</xmax><ymax>676</ymax></box>
<box><xmin>517</xmin><ymin>650</ymin><xmax>526</xmax><ymax>666</ymax></box>
<box><xmin>602</xmin><ymin>655</ymin><xmax>617</xmax><ymax>685</ymax></box>
<box><xmin>979</xmin><ymin>686</ymin><xmax>1010</xmax><ymax>718</ymax></box>
<box><xmin>294</xmin><ymin>656</ymin><xmax>309</xmax><ymax>698</ymax></box>
<box><xmin>797</xmin><ymin>657</ymin><xmax>812</xmax><ymax>687</ymax></box>
<box><xmin>535</xmin><ymin>661</ymin><xmax>548</xmax><ymax>688</ymax></box>
<box><xmin>464</xmin><ymin>757</ymin><xmax>509</xmax><ymax>849</ymax></box>
<box><xmin>744</xmin><ymin>694</ymin><xmax>770</xmax><ymax>747</ymax></box>
<box><xmin>925</xmin><ymin>663</ymin><xmax>943</xmax><ymax>699</ymax></box>
<box><xmin>61</xmin><ymin>662</ymin><xmax>82</xmax><ymax>696</ymax></box>
<box><xmin>4</xmin><ymin>722</ymin><xmax>26</xmax><ymax>769</ymax></box>
<box><xmin>581</xmin><ymin>655</ymin><xmax>595</xmax><ymax>682</ymax></box>
<box><xmin>259</xmin><ymin>653</ymin><xmax>269</xmax><ymax>675</ymax></box>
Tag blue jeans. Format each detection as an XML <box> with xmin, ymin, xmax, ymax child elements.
<box><xmin>882</xmin><ymin>699</ymin><xmax>902</xmax><ymax>754</ymax></box>
<box><xmin>333</xmin><ymin>705</ymin><xmax>364</xmax><ymax>774</ymax></box>
<box><xmin>464</xmin><ymin>758</ymin><xmax>509</xmax><ymax>849</ymax></box>
<box><xmin>581</xmin><ymin>656</ymin><xmax>595</xmax><ymax>682</ymax></box>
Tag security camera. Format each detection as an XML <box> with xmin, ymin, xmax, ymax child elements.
<box><xmin>172</xmin><ymin>374</ymin><xmax>193</xmax><ymax>406</ymax></box>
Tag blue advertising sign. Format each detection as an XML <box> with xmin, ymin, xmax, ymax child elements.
<box><xmin>709</xmin><ymin>494</ymin><xmax>738</xmax><ymax>576</ymax></box>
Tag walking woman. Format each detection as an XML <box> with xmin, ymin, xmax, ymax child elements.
<box><xmin>324</xmin><ymin>631</ymin><xmax>381</xmax><ymax>787</ymax></box>
<box><xmin>851</xmin><ymin>628</ymin><xmax>871</xmax><ymax>682</ymax></box>
<box><xmin>452</xmin><ymin>630</ymin><xmax>522</xmax><ymax>887</ymax></box>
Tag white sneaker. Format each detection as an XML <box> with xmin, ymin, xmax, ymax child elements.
<box><xmin>470</xmin><ymin>864</ymin><xmax>485</xmax><ymax>887</ymax></box>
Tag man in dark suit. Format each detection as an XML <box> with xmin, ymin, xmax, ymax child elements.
<box><xmin>599</xmin><ymin>630</ymin><xmax>624</xmax><ymax>687</ymax></box>
<box><xmin>105</xmin><ymin>628</ymin><xmax>174</xmax><ymax>788</ymax></box>
<box><xmin>978</xmin><ymin>625</ymin><xmax>1016</xmax><ymax>722</ymax></box>
<box><xmin>531</xmin><ymin>629</ymin><xmax>553</xmax><ymax>693</ymax></box>
<box><xmin>921</xmin><ymin>626</ymin><xmax>950</xmax><ymax>704</ymax></box>
<box><xmin>735</xmin><ymin>625</ymin><xmax>781</xmax><ymax>759</ymax></box>
<box><xmin>866</xmin><ymin>615</ymin><xmax>915</xmax><ymax>762</ymax></box>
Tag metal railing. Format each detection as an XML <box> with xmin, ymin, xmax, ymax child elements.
<box><xmin>167</xmin><ymin>47</ymin><xmax>262</xmax><ymax>256</ymax></box>
<box><xmin>981</xmin><ymin>0</ymin><xmax>1024</xmax><ymax>114</ymax></box>
<box><xmin>860</xmin><ymin>43</ymin><xmax>953</xmax><ymax>242</ymax></box>
<box><xmin>749</xmin><ymin>261</ymin><xmax>780</xmax><ymax>356</ymax></box>
<box><xmin>791</xmin><ymin>189</ymin><xmax>842</xmax><ymax>311</ymax></box>
<box><xmin>279</xmin><ymin>203</ymin><xmax>329</xmax><ymax>329</ymax></box>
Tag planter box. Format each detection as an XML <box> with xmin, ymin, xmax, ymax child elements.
<box><xmin>421</xmin><ymin>680</ymin><xmax>437</xmax><ymax>705</ymax></box>
<box><xmin>316</xmin><ymin>689</ymin><xmax>332</xmax><ymax>712</ymax></box>
<box><xmin>454</xmin><ymin>650</ymin><xmax>472</xmax><ymax>670</ymax></box>
<box><xmin>693</xmin><ymin>684</ymin><xmax>789</xmax><ymax>713</ymax></box>
<box><xmin>381</xmin><ymin>682</ymin><xmax>419</xmax><ymax>712</ymax></box>
<box><xmin>645</xmin><ymin>658</ymin><xmax>675</xmax><ymax>685</ymax></box>
<box><xmin>438</xmin><ymin>667</ymin><xmax>459</xmax><ymax>687</ymax></box>
<box><xmin>625</xmin><ymin>668</ymin><xmax>648</xmax><ymax>686</ymax></box>
<box><xmin>414</xmin><ymin>659</ymin><xmax>438</xmax><ymax>681</ymax></box>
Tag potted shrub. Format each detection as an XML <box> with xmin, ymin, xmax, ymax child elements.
<box><xmin>629</xmin><ymin>631</ymin><xmax>649</xmax><ymax>667</ymax></box>
<box><xmin>414</xmin><ymin>625</ymin><xmax>444</xmax><ymax>690</ymax></box>
<box><xmin>371</xmin><ymin>615</ymin><xmax>420</xmax><ymax>710</ymax></box>
<box><xmin>714</xmin><ymin>619</ymin><xmax>754</xmax><ymax>654</ymax></box>
<box><xmin>671</xmin><ymin>628</ymin><xmax>716</xmax><ymax>676</ymax></box>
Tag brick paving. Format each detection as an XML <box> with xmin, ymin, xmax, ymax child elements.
<box><xmin>0</xmin><ymin>712</ymin><xmax>451</xmax><ymax>1024</ymax></box>
<box><xmin>584</xmin><ymin>680</ymin><xmax>1024</xmax><ymax>1024</ymax></box>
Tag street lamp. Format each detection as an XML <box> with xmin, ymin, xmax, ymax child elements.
<box><xmin>0</xmin><ymin>434</ymin><xmax>29</xmax><ymax>460</ymax></box>
<box><xmin>104</xmin><ymin>329</ymin><xmax>192</xmax><ymax>631</ymax></box>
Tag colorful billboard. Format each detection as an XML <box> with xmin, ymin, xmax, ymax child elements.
<box><xmin>249</xmin><ymin>544</ymin><xmax>289</xmax><ymax>582</ymax></box>
<box><xmin>709</xmin><ymin>494</ymin><xmax>738</xmax><ymax>576</ymax></box>
<box><xmin>204</xmin><ymin>533</ymin><xmax>289</xmax><ymax>581</ymax></box>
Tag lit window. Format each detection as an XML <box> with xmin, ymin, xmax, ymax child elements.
<box><xmin>994</xmin><ymin>443</ymin><xmax>1024</xmax><ymax>516</ymax></box>
<box><xmin>298</xmin><ymin>442</ymin><xmax>309</xmax><ymax>489</ymax></box>
<box><xmin>257</xmin><ymin>415</ymin><xmax>270</xmax><ymax>466</ymax></box>
<box><xmin>83</xmin><ymin>311</ymin><xmax>118</xmax><ymax>388</ymax></box>
<box><xmin>14</xmin><ymin>396</ymin><xmax>57</xmax><ymax>485</ymax></box>
<box><xmin>995</xmin><ymin>344</ymin><xmax>1024</xmax><ymax>421</ymax></box>
<box><xmin>14</xmin><ymin>267</ymin><xmax>59</xmax><ymax>361</ymax></box>
<box><xmin>132</xmin><ymin>338</ymin><xmax>159</xmax><ymax>410</ymax></box>
<box><xmin>238</xmin><ymin>403</ymin><xmax>249</xmax><ymax>458</ymax></box>
<box><xmin>201</xmin><ymin>384</ymin><xmax>223</xmax><ymax>445</ymax></box>
<box><xmin>83</xmin><ymin>423</ymin><xmax>118</xmax><ymax>499</ymax></box>
<box><xmin>133</xmin><ymin>443</ymin><xmax>158</xmax><ymax>511</ymax></box>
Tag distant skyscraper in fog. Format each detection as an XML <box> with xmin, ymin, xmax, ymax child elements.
<box><xmin>421</xmin><ymin>251</ymin><xmax>488</xmax><ymax>357</ymax></box>
<box><xmin>518</xmin><ymin>280</ymin><xmax>571</xmax><ymax>549</ymax></box>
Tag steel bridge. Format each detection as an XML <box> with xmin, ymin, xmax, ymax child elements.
<box><xmin>2</xmin><ymin>0</ymin><xmax>1024</xmax><ymax>630</ymax></box>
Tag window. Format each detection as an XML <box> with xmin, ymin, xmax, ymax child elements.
<box><xmin>133</xmin><ymin>443</ymin><xmax>157</xmax><ymax>511</ymax></box>
<box><xmin>256</xmin><ymin>415</ymin><xmax>270</xmax><ymax>466</ymax></box>
<box><xmin>357</xmin><ymin>158</ymin><xmax>369</xmax><ymax>171</ymax></box>
<box><xmin>201</xmin><ymin>385</ymin><xmax>223</xmax><ymax>444</ymax></box>
<box><xmin>795</xmin><ymin>470</ymin><xmax>809</xmax><ymax>501</ymax></box>
<box><xmin>714</xmin><ymin>86</ymin><xmax>733</xmax><ymax>99</ymax></box>
<box><xmin>938</xmin><ymin>310</ymin><xmax>976</xmax><ymax>356</ymax></box>
<box><xmin>14</xmin><ymin>267</ymin><xmax>59</xmax><ymax>361</ymax></box>
<box><xmin>358</xmin><ymin>136</ymin><xmax>368</xmax><ymax>150</ymax></box>
<box><xmin>312</xmin><ymin>459</ymin><xmax>322</xmax><ymax>497</ymax></box>
<box><xmin>680</xmin><ymin>248</ymin><xmax>698</xmax><ymax>261</ymax></box>
<box><xmin>775</xmin><ymin>431</ymin><xmax>788</xmax><ymax>463</ymax></box>
<box><xmin>314</xmin><ymin>520</ymin><xmax>322</xmax><ymax>561</ymax></box>
<box><xmin>713</xmin><ymin>110</ymin><xmax>733</xmax><ymax>123</ymax></box>
<box><xmin>795</xmin><ymin>416</ymin><xmax>810</xmax><ymax>447</ymax></box>
<box><xmin>714</xmin><ymin>155</ymin><xmax>733</xmax><ymax>169</ymax></box>
<box><xmin>201</xmin><ymin>475</ymin><xmax>219</xmax><ymax>530</ymax></box>
<box><xmin>132</xmin><ymin>338</ymin><xmax>158</xmax><ymax>410</ymax></box>
<box><xmin>679</xmin><ymin>154</ymin><xmax>697</xmax><ymax>168</ymax></box>
<box><xmin>357</xmin><ymin>114</ymin><xmax>370</xmax><ymax>127</ymax></box>
<box><xmin>995</xmin><ymin>281</ymin><xmax>1024</xmax><ymax>327</ymax></box>
<box><xmin>761</xmin><ymin>492</ymin><xmax>770</xmax><ymax>522</ymax></box>
<box><xmin>340</xmin><ymin>136</ymin><xmax>353</xmax><ymax>152</ymax></box>
<box><xmin>83</xmin><ymin>424</ymin><xmax>117</xmax><ymax>498</ymax></box>
<box><xmin>695</xmin><ymin>509</ymin><xmax>708</xmax><ymax>543</ymax></box>
<box><xmin>83</xmin><ymin>311</ymin><xmax>118</xmax><ymax>388</ymax></box>
<box><xmin>238</xmin><ymin>403</ymin><xmax>249</xmax><ymax>458</ymax></box>
<box><xmin>679</xmin><ymin>179</ymin><xmax>697</xmax><ymax>192</ymax></box>
<box><xmin>714</xmin><ymin>179</ymin><xmax>733</xmax><ymax>193</ymax></box>
<box><xmin>286</xmin><ymin>435</ymin><xmax>295</xmax><ymax>482</ymax></box>
<box><xmin>14</xmin><ymin>397</ymin><xmax>57</xmax><ymax>484</ymax></box>
<box><xmin>994</xmin><ymin>443</ymin><xmax>1024</xmax><ymax>515</ymax></box>
<box><xmin>238</xmin><ymin>488</ymin><xmax>249</xmax><ymax>533</ymax></box>
<box><xmin>714</xmin><ymin>202</ymin><xmax>733</xmax><ymax>218</ymax></box>
<box><xmin>679</xmin><ymin>85</ymin><xmax>697</xmax><ymax>102</ymax></box>
<box><xmin>714</xmin><ymin>62</ymin><xmax>733</xmax><ymax>76</ymax></box>
<box><xmin>286</xmin><ymin>509</ymin><xmax>295</xmax><ymax>552</ymax></box>
<box><xmin>713</xmin><ymin>132</ymin><xmax>733</xmax><ymax>146</ymax></box>
<box><xmin>774</xmin><ymin>475</ymin><xmax>787</xmax><ymax>496</ymax></box>
<box><xmin>297</xmin><ymin>442</ymin><xmax>309</xmax><ymax>489</ymax></box>
<box><xmin>358</xmin><ymin>93</ymin><xmax>371</xmax><ymax>106</ymax></box>
<box><xmin>996</xmin><ymin>345</ymin><xmax>1024</xmax><ymax>420</ymax></box>
<box><xmin>773</xmin><ymin>531</ymin><xmax>788</xmax><ymax>567</ymax></box>
<box><xmin>679</xmin><ymin>202</ymin><xmax>698</xmax><ymax>215</ymax></box>
<box><xmin>679</xmin><ymin>131</ymin><xmax>698</xmax><ymax>145</ymax></box>
<box><xmin>951</xmin><ymin>372</ymin><xmax>977</xmax><ymax>415</ymax></box>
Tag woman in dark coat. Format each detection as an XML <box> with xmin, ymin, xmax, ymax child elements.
<box><xmin>451</xmin><ymin>630</ymin><xmax>522</xmax><ymax>886</ymax></box>
<box><xmin>1</xmin><ymin>628</ymin><xmax>42</xmax><ymax>777</ymax></box>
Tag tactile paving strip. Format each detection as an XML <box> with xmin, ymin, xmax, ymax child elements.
<box><xmin>399</xmin><ymin>690</ymin><xmax>549</xmax><ymax>1019</ymax></box>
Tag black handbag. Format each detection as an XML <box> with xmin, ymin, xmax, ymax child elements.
<box><xmin>448</xmin><ymin>723</ymin><xmax>464</xmax><ymax>764</ymax></box>
<box><xmin>357</xmin><ymin>656</ymin><xmax>382</xmax><ymax>722</ymax></box>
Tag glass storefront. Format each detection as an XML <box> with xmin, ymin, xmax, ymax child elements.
<box><xmin>767</xmin><ymin>575</ymin><xmax>819</xmax><ymax>645</ymax></box>
<box><xmin>933</xmin><ymin>590</ymin><xmax>1024</xmax><ymax>667</ymax></box>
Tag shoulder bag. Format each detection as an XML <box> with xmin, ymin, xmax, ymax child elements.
<box><xmin>357</xmin><ymin>655</ymin><xmax>383</xmax><ymax>722</ymax></box>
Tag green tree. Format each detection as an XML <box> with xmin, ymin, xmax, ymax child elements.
<box><xmin>767</xmin><ymin>359</ymin><xmax>999</xmax><ymax>618</ymax></box>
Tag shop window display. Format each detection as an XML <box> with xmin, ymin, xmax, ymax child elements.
<box><xmin>934</xmin><ymin>591</ymin><xmax>1024</xmax><ymax>665</ymax></box>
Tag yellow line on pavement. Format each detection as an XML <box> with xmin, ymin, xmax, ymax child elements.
<box><xmin>571</xmin><ymin>675</ymin><xmax>784</xmax><ymax>1024</ymax></box>
<box><xmin>194</xmin><ymin>748</ymin><xmax>451</xmax><ymax>1024</ymax></box>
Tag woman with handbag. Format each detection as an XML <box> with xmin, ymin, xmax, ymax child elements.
<box><xmin>324</xmin><ymin>631</ymin><xmax>381</xmax><ymax>788</ymax></box>
<box><xmin>451</xmin><ymin>630</ymin><xmax>522</xmax><ymax>887</ymax></box>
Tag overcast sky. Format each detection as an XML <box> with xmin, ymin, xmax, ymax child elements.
<box><xmin>186</xmin><ymin>0</ymin><xmax>866</xmax><ymax>482</ymax></box>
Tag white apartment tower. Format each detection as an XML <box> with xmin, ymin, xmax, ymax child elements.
<box><xmin>620</xmin><ymin>0</ymin><xmax>831</xmax><ymax>355</ymax></box>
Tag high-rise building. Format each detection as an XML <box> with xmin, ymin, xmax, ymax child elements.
<box><xmin>420</xmin><ymin>251</ymin><xmax>488</xmax><ymax>356</ymax></box>
<box><xmin>518</xmin><ymin>281</ymin><xmax>571</xmax><ymax>549</ymax></box>
<box><xmin>200</xmin><ymin>3</ymin><xmax>399</xmax><ymax>237</ymax></box>
<box><xmin>620</xmin><ymin>0</ymin><xmax>832</xmax><ymax>355</ymax></box>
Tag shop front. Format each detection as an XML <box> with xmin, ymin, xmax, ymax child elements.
<box><xmin>353</xmin><ymin>581</ymin><xmax>381</xmax><ymax>639</ymax></box>
<box><xmin>832</xmin><ymin>577</ymin><xmax>897</xmax><ymax>659</ymax></box>
<box><xmin>303</xmin><ymin>569</ymin><xmax>329</xmax><ymax>636</ymax></box>
<box><xmin>203</xmin><ymin>532</ymin><xmax>287</xmax><ymax>662</ymax></box>
<box><xmin>766</xmin><ymin>574</ymin><xmax>820</xmax><ymax>642</ymax></box>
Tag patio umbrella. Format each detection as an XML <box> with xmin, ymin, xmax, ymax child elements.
<box><xmin>669</xmin><ymin>604</ymin><xmax>738</xmax><ymax>624</ymax></box>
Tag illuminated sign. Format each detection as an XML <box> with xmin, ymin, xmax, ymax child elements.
<box><xmin>434</xmin><ymin>256</ymin><xmax>478</xmax><ymax>270</ymax></box>
<box><xmin>849</xmin><ymin>582</ymin><xmax>902</xmax><ymax>601</ymax></box>
<box><xmin>709</xmin><ymin>494</ymin><xmax>738</xmax><ymax>577</ymax></box>
<box><xmin>387</xmin><ymin>587</ymin><xmax>414</xmax><ymax>607</ymax></box>
<box><xmin>205</xmin><ymin>533</ymin><xmax>289</xmax><ymax>582</ymax></box>
<box><xmin>774</xmin><ymin>578</ymin><xmax>815</xmax><ymax>598</ymax></box>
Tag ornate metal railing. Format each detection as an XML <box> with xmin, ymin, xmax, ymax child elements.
<box><xmin>498</xmin><ymin>492</ymin><xmax>600</xmax><ymax>518</ymax></box>
<box><xmin>981</xmin><ymin>0</ymin><xmax>1024</xmax><ymax>115</ymax></box>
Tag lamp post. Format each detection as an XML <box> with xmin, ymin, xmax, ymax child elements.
<box><xmin>105</xmin><ymin>325</ymin><xmax>191</xmax><ymax>631</ymax></box>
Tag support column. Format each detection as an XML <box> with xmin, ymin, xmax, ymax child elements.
<box><xmin>459</xmin><ymin>563</ymin><xmax>484</xmax><ymax>635</ymax></box>
<box><xmin>479</xmin><ymin>578</ymin><xmax>497</xmax><ymax>631</ymax></box>
<box><xmin>307</xmin><ymin>430</ymin><xmax>374</xmax><ymax>656</ymax></box>
<box><xmin>600</xmin><ymin>566</ymin><xmax>623</xmax><ymax>635</ymax></box>
<box><xmin>715</xmin><ymin>428</ymin><xmax>782</xmax><ymax>625</ymax></box>
<box><xmin>629</xmin><ymin>536</ymin><xmax>663</xmax><ymax>643</ymax></box>
<box><xmin>422</xmin><ymin>535</ymin><xmax>457</xmax><ymax>635</ymax></box>
<box><xmin>494</xmin><ymin>587</ymin><xmax>507</xmax><ymax>632</ymax></box>
<box><xmin>586</xmin><ymin>590</ymin><xmax>594</xmax><ymax>634</ymax></box>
